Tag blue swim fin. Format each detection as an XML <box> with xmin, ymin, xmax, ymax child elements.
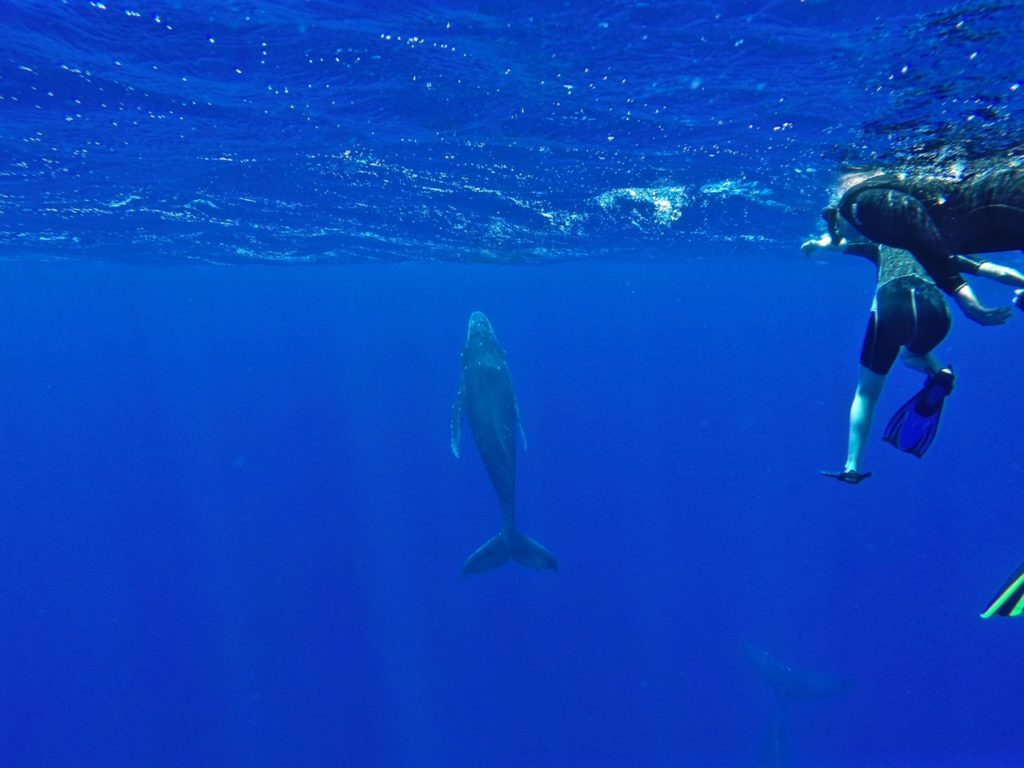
<box><xmin>882</xmin><ymin>368</ymin><xmax>954</xmax><ymax>458</ymax></box>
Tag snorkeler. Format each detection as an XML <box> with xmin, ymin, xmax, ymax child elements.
<box><xmin>802</xmin><ymin>234</ymin><xmax>1024</xmax><ymax>484</ymax></box>
<box><xmin>823</xmin><ymin>163</ymin><xmax>1024</xmax><ymax>325</ymax></box>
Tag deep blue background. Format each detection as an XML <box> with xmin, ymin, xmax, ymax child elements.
<box><xmin>2</xmin><ymin>2</ymin><xmax>1024</xmax><ymax>767</ymax></box>
<box><xmin>0</xmin><ymin>256</ymin><xmax>1021</xmax><ymax>767</ymax></box>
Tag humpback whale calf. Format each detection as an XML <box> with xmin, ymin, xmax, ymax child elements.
<box><xmin>451</xmin><ymin>311</ymin><xmax>557</xmax><ymax>575</ymax></box>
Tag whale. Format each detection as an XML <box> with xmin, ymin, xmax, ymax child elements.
<box><xmin>745</xmin><ymin>644</ymin><xmax>853</xmax><ymax>767</ymax></box>
<box><xmin>451</xmin><ymin>311</ymin><xmax>557</xmax><ymax>575</ymax></box>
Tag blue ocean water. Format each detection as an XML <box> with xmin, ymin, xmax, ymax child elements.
<box><xmin>1</xmin><ymin>2</ymin><xmax>1023</xmax><ymax>767</ymax></box>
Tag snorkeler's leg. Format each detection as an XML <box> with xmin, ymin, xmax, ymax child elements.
<box><xmin>901</xmin><ymin>283</ymin><xmax>952</xmax><ymax>374</ymax></box>
<box><xmin>822</xmin><ymin>299</ymin><xmax>897</xmax><ymax>482</ymax></box>
<box><xmin>844</xmin><ymin>293</ymin><xmax>902</xmax><ymax>474</ymax></box>
<box><xmin>845</xmin><ymin>367</ymin><xmax>887</xmax><ymax>474</ymax></box>
<box><xmin>900</xmin><ymin>348</ymin><xmax>943</xmax><ymax>374</ymax></box>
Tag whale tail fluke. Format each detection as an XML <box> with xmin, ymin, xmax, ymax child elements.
<box><xmin>745</xmin><ymin>644</ymin><xmax>852</xmax><ymax>768</ymax></box>
<box><xmin>462</xmin><ymin>528</ymin><xmax>558</xmax><ymax>575</ymax></box>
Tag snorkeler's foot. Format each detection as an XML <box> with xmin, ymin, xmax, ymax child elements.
<box><xmin>820</xmin><ymin>469</ymin><xmax>871</xmax><ymax>484</ymax></box>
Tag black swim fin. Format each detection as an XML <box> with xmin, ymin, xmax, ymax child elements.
<box><xmin>981</xmin><ymin>561</ymin><xmax>1024</xmax><ymax>618</ymax></box>
<box><xmin>820</xmin><ymin>469</ymin><xmax>871</xmax><ymax>484</ymax></box>
<box><xmin>882</xmin><ymin>368</ymin><xmax>954</xmax><ymax>458</ymax></box>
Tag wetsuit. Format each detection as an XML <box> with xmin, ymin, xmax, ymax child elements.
<box><xmin>846</xmin><ymin>244</ymin><xmax>983</xmax><ymax>374</ymax></box>
<box><xmin>837</xmin><ymin>168</ymin><xmax>1024</xmax><ymax>295</ymax></box>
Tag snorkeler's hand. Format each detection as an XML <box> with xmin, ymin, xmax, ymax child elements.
<box><xmin>800</xmin><ymin>235</ymin><xmax>833</xmax><ymax>256</ymax></box>
<box><xmin>961</xmin><ymin>301</ymin><xmax>1012</xmax><ymax>325</ymax></box>
<box><xmin>954</xmin><ymin>285</ymin><xmax>1013</xmax><ymax>325</ymax></box>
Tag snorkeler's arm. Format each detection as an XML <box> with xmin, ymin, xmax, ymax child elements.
<box><xmin>948</xmin><ymin>257</ymin><xmax>1019</xmax><ymax>321</ymax></box>
<box><xmin>801</xmin><ymin>236</ymin><xmax>878</xmax><ymax>260</ymax></box>
<box><xmin>951</xmin><ymin>283</ymin><xmax>1013</xmax><ymax>325</ymax></box>
<box><xmin>959</xmin><ymin>257</ymin><xmax>1024</xmax><ymax>312</ymax></box>
<box><xmin>801</xmin><ymin>234</ymin><xmax>836</xmax><ymax>255</ymax></box>
<box><xmin>971</xmin><ymin>259</ymin><xmax>1024</xmax><ymax>288</ymax></box>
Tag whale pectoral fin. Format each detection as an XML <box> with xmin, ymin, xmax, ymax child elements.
<box><xmin>451</xmin><ymin>381</ymin><xmax>465</xmax><ymax>458</ymax></box>
<box><xmin>515</xmin><ymin>398</ymin><xmax>527</xmax><ymax>451</ymax></box>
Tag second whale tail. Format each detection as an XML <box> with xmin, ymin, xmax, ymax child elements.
<box><xmin>462</xmin><ymin>527</ymin><xmax>558</xmax><ymax>575</ymax></box>
<box><xmin>745</xmin><ymin>644</ymin><xmax>853</xmax><ymax>768</ymax></box>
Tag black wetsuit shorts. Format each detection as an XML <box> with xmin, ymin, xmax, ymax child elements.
<box><xmin>860</xmin><ymin>276</ymin><xmax>951</xmax><ymax>375</ymax></box>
